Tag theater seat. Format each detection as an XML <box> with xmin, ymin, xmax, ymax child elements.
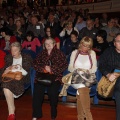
<box><xmin>22</xmin><ymin>49</ymin><xmax>37</xmax><ymax>59</ymax></box>
<box><xmin>61</xmin><ymin>69</ymin><xmax>102</xmax><ymax>104</ymax></box>
<box><xmin>24</xmin><ymin>67</ymin><xmax>36</xmax><ymax>95</ymax></box>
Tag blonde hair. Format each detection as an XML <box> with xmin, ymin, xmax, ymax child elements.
<box><xmin>79</xmin><ymin>36</ymin><xmax>93</xmax><ymax>50</ymax></box>
<box><xmin>65</xmin><ymin>21</ymin><xmax>73</xmax><ymax>27</ymax></box>
<box><xmin>10</xmin><ymin>42</ymin><xmax>22</xmax><ymax>51</ymax></box>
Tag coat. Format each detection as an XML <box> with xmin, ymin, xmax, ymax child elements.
<box><xmin>33</xmin><ymin>47</ymin><xmax>68</xmax><ymax>82</ymax></box>
<box><xmin>0</xmin><ymin>53</ymin><xmax>32</xmax><ymax>96</ymax></box>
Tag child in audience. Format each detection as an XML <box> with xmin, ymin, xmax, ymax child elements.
<box><xmin>93</xmin><ymin>30</ymin><xmax>109</xmax><ymax>59</ymax></box>
<box><xmin>22</xmin><ymin>31</ymin><xmax>41</xmax><ymax>53</ymax></box>
<box><xmin>63</xmin><ymin>30</ymin><xmax>79</xmax><ymax>58</ymax></box>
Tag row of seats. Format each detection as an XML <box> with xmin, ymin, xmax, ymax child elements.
<box><xmin>28</xmin><ymin>66</ymin><xmax>103</xmax><ymax>104</ymax></box>
<box><xmin>22</xmin><ymin>48</ymin><xmax>115</xmax><ymax>104</ymax></box>
<box><xmin>22</xmin><ymin>49</ymin><xmax>102</xmax><ymax>104</ymax></box>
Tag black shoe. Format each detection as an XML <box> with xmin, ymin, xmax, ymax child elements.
<box><xmin>51</xmin><ymin>116</ymin><xmax>56</xmax><ymax>120</ymax></box>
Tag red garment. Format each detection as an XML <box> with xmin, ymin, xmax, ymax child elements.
<box><xmin>0</xmin><ymin>36</ymin><xmax>17</xmax><ymax>49</ymax></box>
<box><xmin>0</xmin><ymin>50</ymin><xmax>6</xmax><ymax>68</ymax></box>
<box><xmin>22</xmin><ymin>38</ymin><xmax>41</xmax><ymax>52</ymax></box>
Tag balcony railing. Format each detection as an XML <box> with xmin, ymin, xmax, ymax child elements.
<box><xmin>54</xmin><ymin>0</ymin><xmax>120</xmax><ymax>13</ymax></box>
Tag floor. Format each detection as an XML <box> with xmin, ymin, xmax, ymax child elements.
<box><xmin>0</xmin><ymin>90</ymin><xmax>116</xmax><ymax>120</ymax></box>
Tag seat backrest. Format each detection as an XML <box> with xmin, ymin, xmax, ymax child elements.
<box><xmin>22</xmin><ymin>49</ymin><xmax>36</xmax><ymax>59</ymax></box>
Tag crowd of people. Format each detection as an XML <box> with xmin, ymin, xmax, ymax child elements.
<box><xmin>0</xmin><ymin>5</ymin><xmax>120</xmax><ymax>120</ymax></box>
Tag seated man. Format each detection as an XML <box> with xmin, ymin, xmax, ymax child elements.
<box><xmin>99</xmin><ymin>33</ymin><xmax>120</xmax><ymax>120</ymax></box>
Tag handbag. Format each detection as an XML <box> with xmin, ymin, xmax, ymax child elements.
<box><xmin>2</xmin><ymin>64</ymin><xmax>23</xmax><ymax>82</ymax></box>
<box><xmin>62</xmin><ymin>72</ymin><xmax>73</xmax><ymax>85</ymax></box>
<box><xmin>2</xmin><ymin>71</ymin><xmax>23</xmax><ymax>82</ymax></box>
<box><xmin>36</xmin><ymin>72</ymin><xmax>56</xmax><ymax>86</ymax></box>
<box><xmin>97</xmin><ymin>76</ymin><xmax>117</xmax><ymax>98</ymax></box>
<box><xmin>36</xmin><ymin>60</ymin><xmax>56</xmax><ymax>86</ymax></box>
<box><xmin>71</xmin><ymin>68</ymin><xmax>97</xmax><ymax>87</ymax></box>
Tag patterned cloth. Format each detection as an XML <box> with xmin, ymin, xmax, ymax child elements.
<box><xmin>33</xmin><ymin>47</ymin><xmax>68</xmax><ymax>82</ymax></box>
<box><xmin>0</xmin><ymin>53</ymin><xmax>32</xmax><ymax>96</ymax></box>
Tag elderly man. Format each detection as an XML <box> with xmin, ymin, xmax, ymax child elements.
<box><xmin>46</xmin><ymin>13</ymin><xmax>61</xmax><ymax>36</ymax></box>
<box><xmin>27</xmin><ymin>15</ymin><xmax>45</xmax><ymax>39</ymax></box>
<box><xmin>79</xmin><ymin>19</ymin><xmax>98</xmax><ymax>41</ymax></box>
<box><xmin>102</xmin><ymin>18</ymin><xmax>120</xmax><ymax>43</ymax></box>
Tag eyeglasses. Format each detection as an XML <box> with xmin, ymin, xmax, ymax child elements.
<box><xmin>115</xmin><ymin>40</ymin><xmax>120</xmax><ymax>43</ymax></box>
<box><xmin>82</xmin><ymin>43</ymin><xmax>90</xmax><ymax>49</ymax></box>
<box><xmin>46</xmin><ymin>31</ymin><xmax>50</xmax><ymax>32</ymax></box>
<box><xmin>45</xmin><ymin>42</ymin><xmax>54</xmax><ymax>46</ymax></box>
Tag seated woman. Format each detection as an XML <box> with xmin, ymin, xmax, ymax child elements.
<box><xmin>59</xmin><ymin>21</ymin><xmax>79</xmax><ymax>47</ymax></box>
<box><xmin>68</xmin><ymin>36</ymin><xmax>97</xmax><ymax>120</ymax></box>
<box><xmin>22</xmin><ymin>31</ymin><xmax>41</xmax><ymax>53</ymax></box>
<box><xmin>13</xmin><ymin>19</ymin><xmax>25</xmax><ymax>43</ymax></box>
<box><xmin>0</xmin><ymin>42</ymin><xmax>32</xmax><ymax>120</ymax></box>
<box><xmin>0</xmin><ymin>27</ymin><xmax>17</xmax><ymax>52</ymax></box>
<box><xmin>42</xmin><ymin>26</ymin><xmax>60</xmax><ymax>49</ymax></box>
<box><xmin>32</xmin><ymin>37</ymin><xmax>68</xmax><ymax>120</ymax></box>
<box><xmin>93</xmin><ymin>30</ymin><xmax>109</xmax><ymax>59</ymax></box>
<box><xmin>59</xmin><ymin>21</ymin><xmax>79</xmax><ymax>39</ymax></box>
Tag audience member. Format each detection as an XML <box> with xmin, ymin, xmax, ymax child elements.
<box><xmin>46</xmin><ymin>13</ymin><xmax>61</xmax><ymax>36</ymax></box>
<box><xmin>102</xmin><ymin>18</ymin><xmax>120</xmax><ymax>43</ymax></box>
<box><xmin>100</xmin><ymin>13</ymin><xmax>108</xmax><ymax>27</ymax></box>
<box><xmin>63</xmin><ymin>30</ymin><xmax>79</xmax><ymax>57</ymax></box>
<box><xmin>93</xmin><ymin>30</ymin><xmax>109</xmax><ymax>59</ymax></box>
<box><xmin>75</xmin><ymin>14</ymin><xmax>86</xmax><ymax>31</ymax></box>
<box><xmin>0</xmin><ymin>27</ymin><xmax>17</xmax><ymax>51</ymax></box>
<box><xmin>94</xmin><ymin>17</ymin><xmax>103</xmax><ymax>30</ymax></box>
<box><xmin>22</xmin><ymin>31</ymin><xmax>41</xmax><ymax>53</ymax></box>
<box><xmin>68</xmin><ymin>36</ymin><xmax>97</xmax><ymax>120</ymax></box>
<box><xmin>0</xmin><ymin>42</ymin><xmax>32</xmax><ymax>120</ymax></box>
<box><xmin>32</xmin><ymin>37</ymin><xmax>68</xmax><ymax>120</ymax></box>
<box><xmin>6</xmin><ymin>17</ymin><xmax>15</xmax><ymax>33</ymax></box>
<box><xmin>99</xmin><ymin>33</ymin><xmax>120</xmax><ymax>120</ymax></box>
<box><xmin>79</xmin><ymin>19</ymin><xmax>98</xmax><ymax>41</ymax></box>
<box><xmin>42</xmin><ymin>26</ymin><xmax>60</xmax><ymax>49</ymax></box>
<box><xmin>27</xmin><ymin>15</ymin><xmax>45</xmax><ymax>40</ymax></box>
<box><xmin>114</xmin><ymin>17</ymin><xmax>120</xmax><ymax>30</ymax></box>
<box><xmin>14</xmin><ymin>19</ymin><xmax>25</xmax><ymax>43</ymax></box>
<box><xmin>59</xmin><ymin>21</ymin><xmax>79</xmax><ymax>41</ymax></box>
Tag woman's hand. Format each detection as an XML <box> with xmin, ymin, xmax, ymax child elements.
<box><xmin>106</xmin><ymin>73</ymin><xmax>120</xmax><ymax>81</ymax></box>
<box><xmin>3</xmin><ymin>66</ymin><xmax>13</xmax><ymax>74</ymax></box>
<box><xmin>17</xmin><ymin>30</ymin><xmax>22</xmax><ymax>35</ymax></box>
<box><xmin>45</xmin><ymin>66</ymin><xmax>51</xmax><ymax>73</ymax></box>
